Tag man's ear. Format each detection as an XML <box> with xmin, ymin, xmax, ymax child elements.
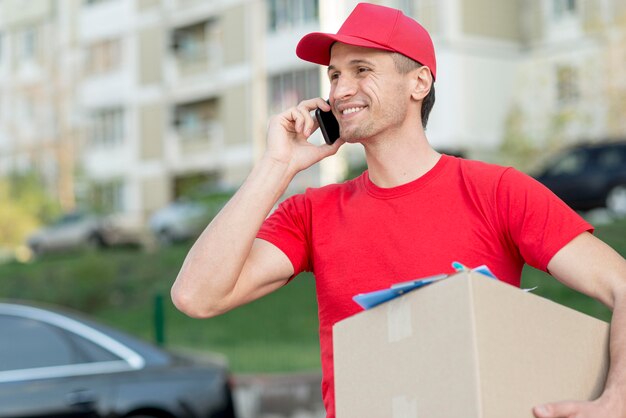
<box><xmin>410</xmin><ymin>66</ymin><xmax>433</xmax><ymax>101</ymax></box>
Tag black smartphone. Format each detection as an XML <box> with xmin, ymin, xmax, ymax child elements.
<box><xmin>315</xmin><ymin>101</ymin><xmax>340</xmax><ymax>145</ymax></box>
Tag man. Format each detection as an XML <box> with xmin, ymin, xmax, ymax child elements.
<box><xmin>172</xmin><ymin>3</ymin><xmax>626</xmax><ymax>417</ymax></box>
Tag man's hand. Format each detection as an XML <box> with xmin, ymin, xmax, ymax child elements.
<box><xmin>533</xmin><ymin>391</ymin><xmax>625</xmax><ymax>417</ymax></box>
<box><xmin>265</xmin><ymin>97</ymin><xmax>343</xmax><ymax>176</ymax></box>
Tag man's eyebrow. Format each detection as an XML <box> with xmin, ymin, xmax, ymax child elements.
<box><xmin>327</xmin><ymin>59</ymin><xmax>376</xmax><ymax>73</ymax></box>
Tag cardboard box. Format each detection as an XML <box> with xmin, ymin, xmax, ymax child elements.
<box><xmin>333</xmin><ymin>272</ymin><xmax>610</xmax><ymax>418</ymax></box>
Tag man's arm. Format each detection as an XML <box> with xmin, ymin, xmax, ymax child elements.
<box><xmin>171</xmin><ymin>98</ymin><xmax>342</xmax><ymax>318</ymax></box>
<box><xmin>533</xmin><ymin>231</ymin><xmax>626</xmax><ymax>418</ymax></box>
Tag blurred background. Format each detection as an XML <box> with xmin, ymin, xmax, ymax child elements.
<box><xmin>0</xmin><ymin>0</ymin><xmax>625</xmax><ymax>416</ymax></box>
<box><xmin>1</xmin><ymin>0</ymin><xmax>625</xmax><ymax>255</ymax></box>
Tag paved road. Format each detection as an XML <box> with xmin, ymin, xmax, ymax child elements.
<box><xmin>233</xmin><ymin>373</ymin><xmax>326</xmax><ymax>418</ymax></box>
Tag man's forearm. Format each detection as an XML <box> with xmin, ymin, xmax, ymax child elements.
<box><xmin>599</xmin><ymin>289</ymin><xmax>626</xmax><ymax>413</ymax></box>
<box><xmin>536</xmin><ymin>234</ymin><xmax>626</xmax><ymax>417</ymax></box>
<box><xmin>171</xmin><ymin>156</ymin><xmax>294</xmax><ymax>318</ymax></box>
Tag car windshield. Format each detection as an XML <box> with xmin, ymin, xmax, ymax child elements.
<box><xmin>544</xmin><ymin>150</ymin><xmax>589</xmax><ymax>176</ymax></box>
<box><xmin>596</xmin><ymin>147</ymin><xmax>626</xmax><ymax>171</ymax></box>
<box><xmin>56</xmin><ymin>213</ymin><xmax>86</xmax><ymax>225</ymax></box>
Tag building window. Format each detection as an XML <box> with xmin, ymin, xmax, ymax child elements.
<box><xmin>553</xmin><ymin>0</ymin><xmax>577</xmax><ymax>19</ymax></box>
<box><xmin>84</xmin><ymin>0</ymin><xmax>114</xmax><ymax>5</ymax></box>
<box><xmin>556</xmin><ymin>65</ymin><xmax>579</xmax><ymax>105</ymax></box>
<box><xmin>171</xmin><ymin>20</ymin><xmax>222</xmax><ymax>75</ymax></box>
<box><xmin>269</xmin><ymin>68</ymin><xmax>320</xmax><ymax>115</ymax></box>
<box><xmin>268</xmin><ymin>0</ymin><xmax>319</xmax><ymax>32</ymax></box>
<box><xmin>173</xmin><ymin>98</ymin><xmax>220</xmax><ymax>141</ymax></box>
<box><xmin>19</xmin><ymin>27</ymin><xmax>38</xmax><ymax>62</ymax></box>
<box><xmin>90</xmin><ymin>180</ymin><xmax>124</xmax><ymax>213</ymax></box>
<box><xmin>173</xmin><ymin>172</ymin><xmax>221</xmax><ymax>198</ymax></box>
<box><xmin>18</xmin><ymin>96</ymin><xmax>35</xmax><ymax>124</ymax></box>
<box><xmin>89</xmin><ymin>108</ymin><xmax>125</xmax><ymax>147</ymax></box>
<box><xmin>85</xmin><ymin>39</ymin><xmax>122</xmax><ymax>76</ymax></box>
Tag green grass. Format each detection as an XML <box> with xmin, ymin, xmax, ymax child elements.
<box><xmin>520</xmin><ymin>266</ymin><xmax>613</xmax><ymax>323</ymax></box>
<box><xmin>97</xmin><ymin>273</ymin><xmax>322</xmax><ymax>373</ymax></box>
<box><xmin>1</xmin><ymin>217</ymin><xmax>624</xmax><ymax>373</ymax></box>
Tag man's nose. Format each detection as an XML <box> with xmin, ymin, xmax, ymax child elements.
<box><xmin>332</xmin><ymin>76</ymin><xmax>358</xmax><ymax>101</ymax></box>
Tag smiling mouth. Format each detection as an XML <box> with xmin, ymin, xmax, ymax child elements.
<box><xmin>342</xmin><ymin>106</ymin><xmax>366</xmax><ymax>115</ymax></box>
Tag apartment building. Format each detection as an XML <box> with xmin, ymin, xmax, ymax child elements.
<box><xmin>0</xmin><ymin>0</ymin><xmax>624</xmax><ymax>222</ymax></box>
<box><xmin>422</xmin><ymin>0</ymin><xmax>626</xmax><ymax>161</ymax></box>
<box><xmin>0</xmin><ymin>0</ymin><xmax>320</xmax><ymax>220</ymax></box>
<box><xmin>510</xmin><ymin>0</ymin><xmax>626</xmax><ymax>153</ymax></box>
<box><xmin>78</xmin><ymin>0</ymin><xmax>265</xmax><ymax>218</ymax></box>
<box><xmin>0</xmin><ymin>0</ymin><xmax>79</xmax><ymax>210</ymax></box>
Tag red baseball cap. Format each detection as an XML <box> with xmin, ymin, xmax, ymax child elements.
<box><xmin>296</xmin><ymin>3</ymin><xmax>436</xmax><ymax>80</ymax></box>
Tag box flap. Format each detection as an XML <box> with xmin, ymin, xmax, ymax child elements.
<box><xmin>352</xmin><ymin>265</ymin><xmax>497</xmax><ymax>310</ymax></box>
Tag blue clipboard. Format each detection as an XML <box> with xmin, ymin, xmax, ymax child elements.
<box><xmin>352</xmin><ymin>264</ymin><xmax>497</xmax><ymax>310</ymax></box>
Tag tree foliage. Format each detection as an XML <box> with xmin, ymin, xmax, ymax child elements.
<box><xmin>0</xmin><ymin>172</ymin><xmax>60</xmax><ymax>249</ymax></box>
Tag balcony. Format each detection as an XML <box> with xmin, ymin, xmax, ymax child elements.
<box><xmin>170</xmin><ymin>20</ymin><xmax>222</xmax><ymax>80</ymax></box>
<box><xmin>168</xmin><ymin>97</ymin><xmax>224</xmax><ymax>171</ymax></box>
<box><xmin>174</xmin><ymin>98</ymin><xmax>222</xmax><ymax>141</ymax></box>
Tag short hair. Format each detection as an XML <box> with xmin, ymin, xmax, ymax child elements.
<box><xmin>391</xmin><ymin>53</ymin><xmax>436</xmax><ymax>129</ymax></box>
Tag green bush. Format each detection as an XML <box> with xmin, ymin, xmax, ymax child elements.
<box><xmin>0</xmin><ymin>172</ymin><xmax>61</xmax><ymax>251</ymax></box>
<box><xmin>0</xmin><ymin>252</ymin><xmax>117</xmax><ymax>313</ymax></box>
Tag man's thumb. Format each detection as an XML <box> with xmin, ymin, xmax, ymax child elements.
<box><xmin>533</xmin><ymin>404</ymin><xmax>552</xmax><ymax>417</ymax></box>
<box><xmin>533</xmin><ymin>402</ymin><xmax>578</xmax><ymax>418</ymax></box>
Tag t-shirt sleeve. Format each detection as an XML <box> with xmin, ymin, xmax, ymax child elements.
<box><xmin>256</xmin><ymin>193</ymin><xmax>312</xmax><ymax>276</ymax></box>
<box><xmin>497</xmin><ymin>168</ymin><xmax>594</xmax><ymax>272</ymax></box>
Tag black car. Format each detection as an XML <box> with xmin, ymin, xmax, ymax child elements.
<box><xmin>0</xmin><ymin>301</ymin><xmax>236</xmax><ymax>418</ymax></box>
<box><xmin>534</xmin><ymin>141</ymin><xmax>626</xmax><ymax>216</ymax></box>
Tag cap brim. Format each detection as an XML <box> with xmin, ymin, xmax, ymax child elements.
<box><xmin>296</xmin><ymin>32</ymin><xmax>395</xmax><ymax>66</ymax></box>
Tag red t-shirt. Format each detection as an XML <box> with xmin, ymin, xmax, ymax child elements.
<box><xmin>257</xmin><ymin>155</ymin><xmax>592</xmax><ymax>418</ymax></box>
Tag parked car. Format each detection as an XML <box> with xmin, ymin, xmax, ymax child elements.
<box><xmin>534</xmin><ymin>141</ymin><xmax>626</xmax><ymax>216</ymax></box>
<box><xmin>0</xmin><ymin>301</ymin><xmax>236</xmax><ymax>418</ymax></box>
<box><xmin>27</xmin><ymin>211</ymin><xmax>146</xmax><ymax>256</ymax></box>
<box><xmin>149</xmin><ymin>189</ymin><xmax>233</xmax><ymax>245</ymax></box>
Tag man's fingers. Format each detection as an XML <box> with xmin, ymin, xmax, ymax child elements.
<box><xmin>289</xmin><ymin>104</ymin><xmax>328</xmax><ymax>138</ymax></box>
<box><xmin>302</xmin><ymin>97</ymin><xmax>331</xmax><ymax>112</ymax></box>
<box><xmin>533</xmin><ymin>402</ymin><xmax>580</xmax><ymax>418</ymax></box>
<box><xmin>287</xmin><ymin>107</ymin><xmax>313</xmax><ymax>136</ymax></box>
<box><xmin>295</xmin><ymin>104</ymin><xmax>316</xmax><ymax>136</ymax></box>
<box><xmin>298</xmin><ymin>98</ymin><xmax>330</xmax><ymax>136</ymax></box>
<box><xmin>315</xmin><ymin>139</ymin><xmax>344</xmax><ymax>161</ymax></box>
<box><xmin>275</xmin><ymin>97</ymin><xmax>334</xmax><ymax>143</ymax></box>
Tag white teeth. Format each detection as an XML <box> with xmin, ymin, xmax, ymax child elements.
<box><xmin>342</xmin><ymin>107</ymin><xmax>364</xmax><ymax>115</ymax></box>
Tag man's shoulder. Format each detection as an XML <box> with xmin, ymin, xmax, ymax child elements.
<box><xmin>276</xmin><ymin>173</ymin><xmax>364</xmax><ymax>212</ymax></box>
<box><xmin>303</xmin><ymin>172</ymin><xmax>365</xmax><ymax>199</ymax></box>
<box><xmin>443</xmin><ymin>155</ymin><xmax>547</xmax><ymax>204</ymax></box>
<box><xmin>451</xmin><ymin>156</ymin><xmax>542</xmax><ymax>196</ymax></box>
<box><xmin>453</xmin><ymin>156</ymin><xmax>510</xmax><ymax>174</ymax></box>
<box><xmin>446</xmin><ymin>156</ymin><xmax>510</xmax><ymax>185</ymax></box>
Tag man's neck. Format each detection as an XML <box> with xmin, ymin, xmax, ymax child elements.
<box><xmin>363</xmin><ymin>131</ymin><xmax>440</xmax><ymax>188</ymax></box>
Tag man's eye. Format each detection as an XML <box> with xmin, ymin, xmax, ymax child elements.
<box><xmin>357</xmin><ymin>67</ymin><xmax>370</xmax><ymax>73</ymax></box>
<box><xmin>330</xmin><ymin>73</ymin><xmax>340</xmax><ymax>80</ymax></box>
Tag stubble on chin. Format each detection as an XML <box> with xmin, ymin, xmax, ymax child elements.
<box><xmin>338</xmin><ymin>119</ymin><xmax>376</xmax><ymax>143</ymax></box>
